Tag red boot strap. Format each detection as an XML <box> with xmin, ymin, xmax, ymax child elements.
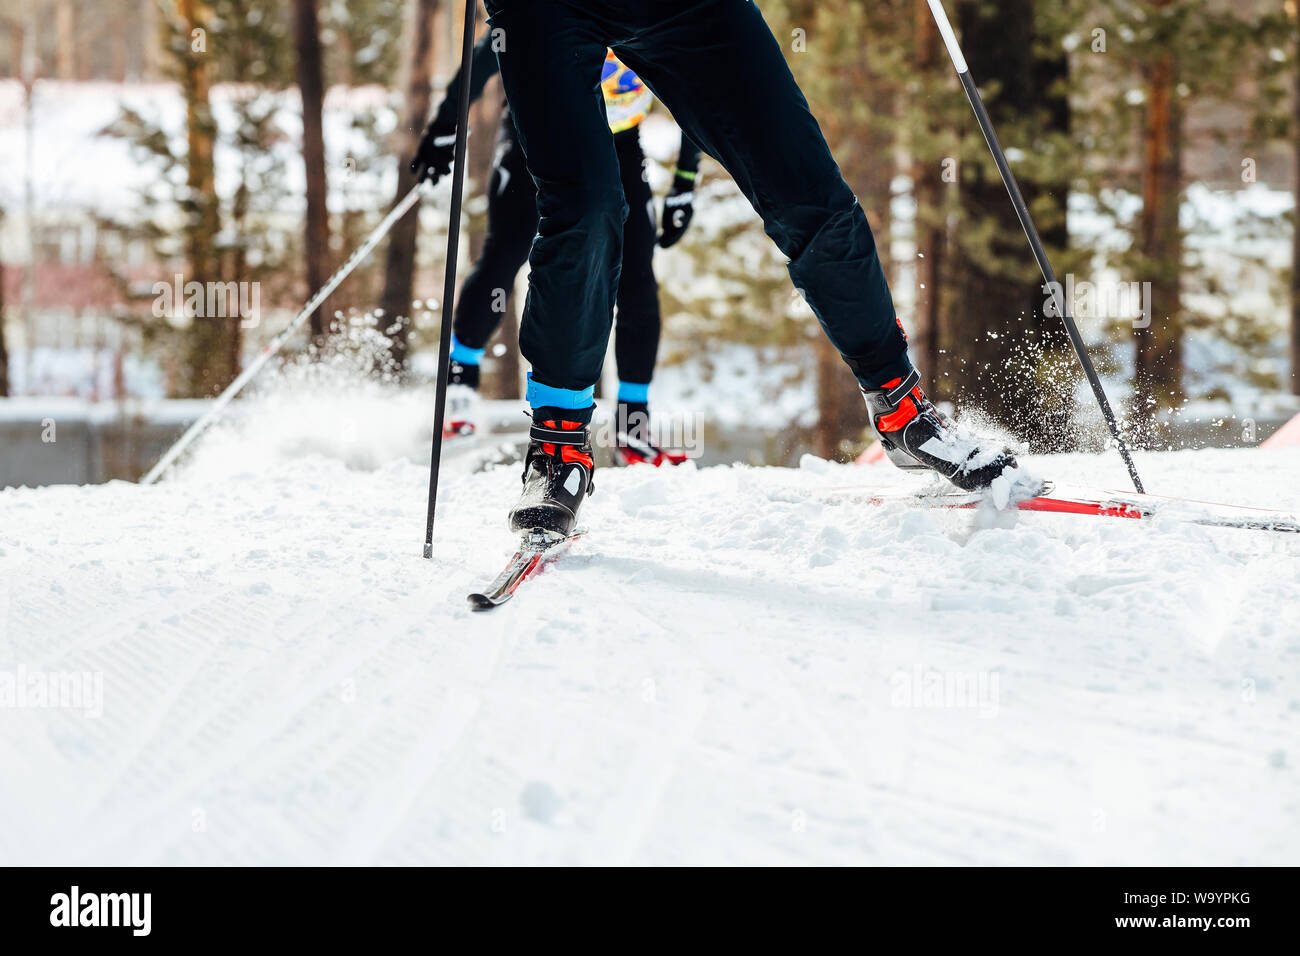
<box><xmin>875</xmin><ymin>375</ymin><xmax>922</xmax><ymax>432</ymax></box>
<box><xmin>535</xmin><ymin>419</ymin><xmax>592</xmax><ymax>467</ymax></box>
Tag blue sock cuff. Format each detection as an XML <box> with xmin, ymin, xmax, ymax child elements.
<box><xmin>526</xmin><ymin>373</ymin><xmax>595</xmax><ymax>411</ymax></box>
<box><xmin>450</xmin><ymin>336</ymin><xmax>485</xmax><ymax>366</ymax></box>
<box><xmin>617</xmin><ymin>381</ymin><xmax>650</xmax><ymax>403</ymax></box>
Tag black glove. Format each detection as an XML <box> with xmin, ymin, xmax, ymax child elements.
<box><xmin>409</xmin><ymin>123</ymin><xmax>457</xmax><ymax>184</ymax></box>
<box><xmin>658</xmin><ymin>173</ymin><xmax>696</xmax><ymax>248</ymax></box>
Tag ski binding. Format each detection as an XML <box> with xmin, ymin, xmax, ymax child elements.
<box><xmin>467</xmin><ymin>529</ymin><xmax>585</xmax><ymax>611</ymax></box>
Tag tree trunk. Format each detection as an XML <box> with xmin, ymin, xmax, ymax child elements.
<box><xmin>0</xmin><ymin>256</ymin><xmax>9</xmax><ymax>398</ymax></box>
<box><xmin>293</xmin><ymin>0</ymin><xmax>333</xmax><ymax>339</ymax></box>
<box><xmin>141</xmin><ymin>0</ymin><xmax>160</xmax><ymax>81</ymax></box>
<box><xmin>1133</xmin><ymin>14</ymin><xmax>1184</xmax><ymax>431</ymax></box>
<box><xmin>7</xmin><ymin>20</ymin><xmax>21</xmax><ymax>75</ymax></box>
<box><xmin>228</xmin><ymin>169</ymin><xmax>250</xmax><ymax>388</ymax></box>
<box><xmin>177</xmin><ymin>0</ymin><xmax>233</xmax><ymax>397</ymax></box>
<box><xmin>379</xmin><ymin>0</ymin><xmax>441</xmax><ymax>371</ymax></box>
<box><xmin>952</xmin><ymin>0</ymin><xmax>1071</xmax><ymax>449</ymax></box>
<box><xmin>1027</xmin><ymin>8</ymin><xmax>1074</xmax><ymax>449</ymax></box>
<box><xmin>1291</xmin><ymin>19</ymin><xmax>1300</xmax><ymax>396</ymax></box>
<box><xmin>20</xmin><ymin>18</ymin><xmax>36</xmax><ymax>397</ymax></box>
<box><xmin>55</xmin><ymin>0</ymin><xmax>75</xmax><ymax>79</ymax></box>
<box><xmin>912</xmin><ymin>0</ymin><xmax>947</xmax><ymax>397</ymax></box>
<box><xmin>803</xmin><ymin>0</ymin><xmax>895</xmax><ymax>460</ymax></box>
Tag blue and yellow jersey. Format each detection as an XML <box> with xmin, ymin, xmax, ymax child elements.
<box><xmin>601</xmin><ymin>52</ymin><xmax>653</xmax><ymax>133</ymax></box>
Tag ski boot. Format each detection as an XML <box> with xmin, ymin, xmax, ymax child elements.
<box><xmin>443</xmin><ymin>359</ymin><xmax>480</xmax><ymax>439</ymax></box>
<box><xmin>508</xmin><ymin>411</ymin><xmax>595</xmax><ymax>537</ymax></box>
<box><xmin>862</xmin><ymin>369</ymin><xmax>1018</xmax><ymax>491</ymax></box>
<box><xmin>612</xmin><ymin>401</ymin><xmax>689</xmax><ymax>467</ymax></box>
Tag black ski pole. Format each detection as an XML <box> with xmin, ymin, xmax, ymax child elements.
<box><xmin>925</xmin><ymin>0</ymin><xmax>1145</xmax><ymax>494</ymax></box>
<box><xmin>423</xmin><ymin>0</ymin><xmax>480</xmax><ymax>559</ymax></box>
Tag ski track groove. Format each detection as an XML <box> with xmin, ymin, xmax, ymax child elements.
<box><xmin>582</xmin><ymin>593</ymin><xmax>708</xmax><ymax>865</ymax></box>
<box><xmin>676</xmin><ymin>608</ymin><xmax>1065</xmax><ymax>863</ymax></box>
<box><xmin>41</xmin><ymin>574</ymin><xmax>457</xmax><ymax>863</ymax></box>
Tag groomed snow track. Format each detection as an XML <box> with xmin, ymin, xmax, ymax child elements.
<box><xmin>2</xmin><ymin>447</ymin><xmax>1298</xmax><ymax>865</ymax></box>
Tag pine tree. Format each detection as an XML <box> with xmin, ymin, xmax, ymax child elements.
<box><xmin>212</xmin><ymin>0</ymin><xmax>294</xmax><ymax>359</ymax></box>
<box><xmin>174</xmin><ymin>0</ymin><xmax>234</xmax><ymax>397</ymax></box>
<box><xmin>751</xmin><ymin>0</ymin><xmax>912</xmax><ymax>459</ymax></box>
<box><xmin>910</xmin><ymin>0</ymin><xmax>953</xmax><ymax>398</ymax></box>
<box><xmin>1292</xmin><ymin>7</ymin><xmax>1300</xmax><ymax>397</ymax></box>
<box><xmin>947</xmin><ymin>0</ymin><xmax>1075</xmax><ymax>450</ymax></box>
<box><xmin>1130</xmin><ymin>0</ymin><xmax>1185</xmax><ymax>433</ymax></box>
<box><xmin>101</xmin><ymin>1</ymin><xmax>294</xmax><ymax>396</ymax></box>
<box><xmin>293</xmin><ymin>0</ymin><xmax>333</xmax><ymax>339</ymax></box>
<box><xmin>379</xmin><ymin>0</ymin><xmax>441</xmax><ymax>372</ymax></box>
<box><xmin>322</xmin><ymin>0</ymin><xmax>406</xmax><ymax>88</ymax></box>
<box><xmin>1067</xmin><ymin>1</ymin><xmax>1293</xmax><ymax>433</ymax></box>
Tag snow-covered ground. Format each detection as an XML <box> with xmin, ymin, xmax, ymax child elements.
<box><xmin>2</xmin><ymin>374</ymin><xmax>1298</xmax><ymax>866</ymax></box>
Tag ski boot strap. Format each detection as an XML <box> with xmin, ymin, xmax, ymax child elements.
<box><xmin>863</xmin><ymin>368</ymin><xmax>921</xmax><ymax>414</ymax></box>
<box><xmin>529</xmin><ymin>422</ymin><xmax>589</xmax><ymax>446</ymax></box>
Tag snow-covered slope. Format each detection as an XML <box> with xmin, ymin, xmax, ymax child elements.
<box><xmin>2</xmin><ymin>386</ymin><xmax>1298</xmax><ymax>865</ymax></box>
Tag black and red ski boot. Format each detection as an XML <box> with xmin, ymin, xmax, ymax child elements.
<box><xmin>507</xmin><ymin>412</ymin><xmax>595</xmax><ymax>537</ymax></box>
<box><xmin>613</xmin><ymin>438</ymin><xmax>689</xmax><ymax>467</ymax></box>
<box><xmin>612</xmin><ymin>401</ymin><xmax>688</xmax><ymax>467</ymax></box>
<box><xmin>862</xmin><ymin>369</ymin><xmax>1018</xmax><ymax>491</ymax></box>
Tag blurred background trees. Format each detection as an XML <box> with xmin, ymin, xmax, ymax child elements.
<box><xmin>1</xmin><ymin>0</ymin><xmax>1298</xmax><ymax>458</ymax></box>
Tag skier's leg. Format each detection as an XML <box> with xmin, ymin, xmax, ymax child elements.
<box><xmin>610</xmin><ymin>0</ymin><xmax>909</xmax><ymax>389</ymax></box>
<box><xmin>611</xmin><ymin>129</ymin><xmax>661</xmax><ymax>406</ymax></box>
<box><xmin>608</xmin><ymin>128</ymin><xmax>665</xmax><ymax>458</ymax></box>
<box><xmin>483</xmin><ymin>0</ymin><xmax>627</xmax><ymax>410</ymax></box>
<box><xmin>450</xmin><ymin>117</ymin><xmax>536</xmax><ymax>385</ymax></box>
<box><xmin>483</xmin><ymin>0</ymin><xmax>618</xmax><ymax>533</ymax></box>
<box><xmin>612</xmin><ymin>0</ymin><xmax>1020</xmax><ymax>488</ymax></box>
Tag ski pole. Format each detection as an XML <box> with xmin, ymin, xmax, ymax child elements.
<box><xmin>925</xmin><ymin>0</ymin><xmax>1146</xmax><ymax>494</ymax></box>
<box><xmin>422</xmin><ymin>0</ymin><xmax>479</xmax><ymax>559</ymax></box>
<box><xmin>140</xmin><ymin>181</ymin><xmax>429</xmax><ymax>486</ymax></box>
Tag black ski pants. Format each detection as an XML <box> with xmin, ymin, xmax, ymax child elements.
<box><xmin>453</xmin><ymin>115</ymin><xmax>661</xmax><ymax>387</ymax></box>
<box><xmin>484</xmin><ymin>0</ymin><xmax>912</xmax><ymax>401</ymax></box>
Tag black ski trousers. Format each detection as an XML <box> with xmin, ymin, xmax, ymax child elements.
<box><xmin>484</xmin><ymin>0</ymin><xmax>912</xmax><ymax>399</ymax></box>
<box><xmin>453</xmin><ymin>116</ymin><xmax>661</xmax><ymax>386</ymax></box>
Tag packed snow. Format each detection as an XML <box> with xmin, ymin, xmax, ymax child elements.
<box><xmin>2</xmin><ymin>374</ymin><xmax>1300</xmax><ymax>868</ymax></box>
<box><xmin>2</xmin><ymin>369</ymin><xmax>1298</xmax><ymax>865</ymax></box>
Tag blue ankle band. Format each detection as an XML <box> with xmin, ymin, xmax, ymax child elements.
<box><xmin>617</xmin><ymin>381</ymin><xmax>650</xmax><ymax>403</ymax></box>
<box><xmin>526</xmin><ymin>373</ymin><xmax>595</xmax><ymax>411</ymax></box>
<box><xmin>450</xmin><ymin>336</ymin><xmax>485</xmax><ymax>366</ymax></box>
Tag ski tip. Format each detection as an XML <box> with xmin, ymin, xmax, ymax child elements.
<box><xmin>467</xmin><ymin>592</ymin><xmax>504</xmax><ymax>611</ymax></box>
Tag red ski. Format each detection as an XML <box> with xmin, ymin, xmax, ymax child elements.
<box><xmin>467</xmin><ymin>529</ymin><xmax>586</xmax><ymax>610</ymax></box>
<box><xmin>834</xmin><ymin>482</ymin><xmax>1300</xmax><ymax>534</ymax></box>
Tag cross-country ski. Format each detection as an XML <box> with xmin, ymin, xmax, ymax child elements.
<box><xmin>468</xmin><ymin>529</ymin><xmax>586</xmax><ymax>610</ymax></box>
<box><xmin>833</xmin><ymin>481</ymin><xmax>1300</xmax><ymax>534</ymax></box>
